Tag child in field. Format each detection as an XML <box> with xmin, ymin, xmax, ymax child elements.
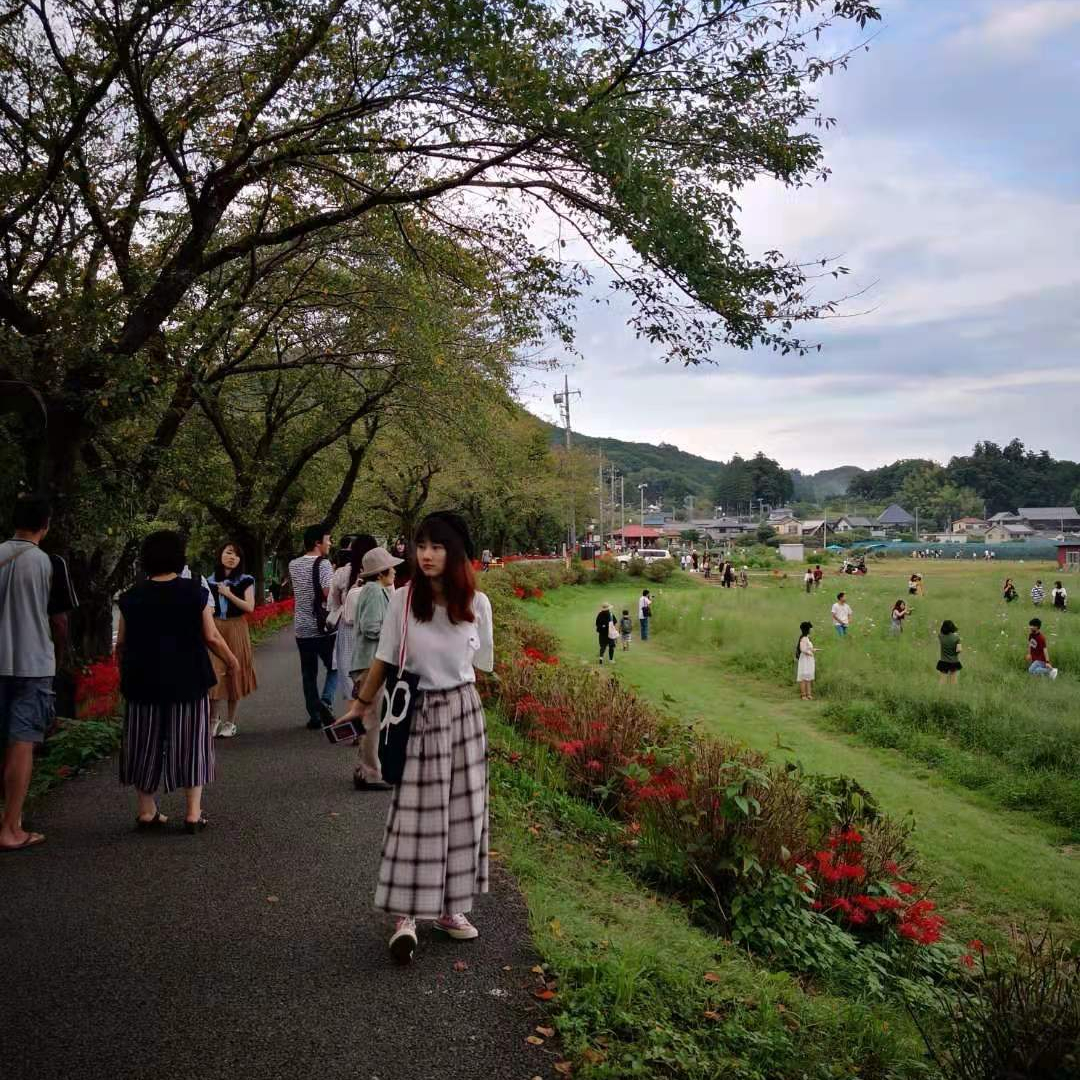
<box><xmin>890</xmin><ymin>599</ymin><xmax>908</xmax><ymax>634</ymax></box>
<box><xmin>937</xmin><ymin>620</ymin><xmax>962</xmax><ymax>683</ymax></box>
<box><xmin>804</xmin><ymin>568</ymin><xmax>814</xmax><ymax>593</ymax></box>
<box><xmin>1052</xmin><ymin>581</ymin><xmax>1068</xmax><ymax>611</ymax></box>
<box><xmin>1026</xmin><ymin>618</ymin><xmax>1058</xmax><ymax>678</ymax></box>
<box><xmin>1002</xmin><ymin>578</ymin><xmax>1018</xmax><ymax>603</ymax></box>
<box><xmin>795</xmin><ymin>621</ymin><xmax>816</xmax><ymax>700</ymax></box>
<box><xmin>1032</xmin><ymin>580</ymin><xmax>1045</xmax><ymax>605</ymax></box>
<box><xmin>619</xmin><ymin>609</ymin><xmax>633</xmax><ymax>650</ymax></box>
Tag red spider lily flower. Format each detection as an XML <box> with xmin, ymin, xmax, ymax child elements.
<box><xmin>960</xmin><ymin>953</ymin><xmax>975</xmax><ymax>969</ymax></box>
<box><xmin>884</xmin><ymin>860</ymin><xmax>900</xmax><ymax>875</ymax></box>
<box><xmin>967</xmin><ymin>939</ymin><xmax>986</xmax><ymax>953</ymax></box>
<box><xmin>556</xmin><ymin>740</ymin><xmax>587</xmax><ymax>756</ymax></box>
<box><xmin>839</xmin><ymin>829</ymin><xmax>864</xmax><ymax>844</ymax></box>
<box><xmin>585</xmin><ymin>759</ymin><xmax>603</xmax><ymax>774</ymax></box>
<box><xmin>513</xmin><ymin>586</ymin><xmax>527</xmax><ymax>599</ymax></box>
<box><xmin>896</xmin><ymin>882</ymin><xmax>916</xmax><ymax>895</ymax></box>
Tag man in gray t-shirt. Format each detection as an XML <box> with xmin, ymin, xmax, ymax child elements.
<box><xmin>288</xmin><ymin>523</ymin><xmax>337</xmax><ymax>728</ymax></box>
<box><xmin>1</xmin><ymin>495</ymin><xmax>78</xmax><ymax>852</ymax></box>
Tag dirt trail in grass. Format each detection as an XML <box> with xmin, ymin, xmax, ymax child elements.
<box><xmin>529</xmin><ymin>582</ymin><xmax>1080</xmax><ymax>938</ymax></box>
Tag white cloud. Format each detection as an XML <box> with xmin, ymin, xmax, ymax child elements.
<box><xmin>951</xmin><ymin>0</ymin><xmax>1080</xmax><ymax>57</ymax></box>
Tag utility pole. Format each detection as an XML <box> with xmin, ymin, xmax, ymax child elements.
<box><xmin>552</xmin><ymin>375</ymin><xmax>581</xmax><ymax>554</ymax></box>
<box><xmin>597</xmin><ymin>453</ymin><xmax>604</xmax><ymax>551</ymax></box>
<box><xmin>638</xmin><ymin>483</ymin><xmax>648</xmax><ymax>527</ymax></box>
<box><xmin>610</xmin><ymin>466</ymin><xmax>619</xmax><ymax>547</ymax></box>
<box><xmin>620</xmin><ymin>474</ymin><xmax>625</xmax><ymax>536</ymax></box>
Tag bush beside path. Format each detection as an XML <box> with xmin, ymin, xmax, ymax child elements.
<box><xmin>3</xmin><ymin>629</ymin><xmax>556</xmax><ymax>1080</ymax></box>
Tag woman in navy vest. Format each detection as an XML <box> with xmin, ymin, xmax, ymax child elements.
<box><xmin>207</xmin><ymin>541</ymin><xmax>257</xmax><ymax>738</ymax></box>
<box><xmin>116</xmin><ymin>531</ymin><xmax>238</xmax><ymax>833</ymax></box>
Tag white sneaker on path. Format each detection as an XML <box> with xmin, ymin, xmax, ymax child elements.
<box><xmin>434</xmin><ymin>913</ymin><xmax>479</xmax><ymax>940</ymax></box>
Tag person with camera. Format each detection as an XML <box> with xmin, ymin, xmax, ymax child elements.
<box><xmin>351</xmin><ymin>512</ymin><xmax>493</xmax><ymax>965</ymax></box>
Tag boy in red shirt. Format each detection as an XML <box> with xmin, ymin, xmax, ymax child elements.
<box><xmin>1026</xmin><ymin>618</ymin><xmax>1058</xmax><ymax>679</ymax></box>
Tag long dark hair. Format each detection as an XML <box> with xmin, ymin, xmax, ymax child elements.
<box><xmin>940</xmin><ymin>620</ymin><xmax>957</xmax><ymax>636</ymax></box>
<box><xmin>347</xmin><ymin>533</ymin><xmax>377</xmax><ymax>590</ymax></box>
<box><xmin>214</xmin><ymin>541</ymin><xmax>245</xmax><ymax>582</ymax></box>
<box><xmin>411</xmin><ymin>512</ymin><xmax>476</xmax><ymax>625</ymax></box>
<box><xmin>892</xmin><ymin>599</ymin><xmax>906</xmax><ymax>613</ymax></box>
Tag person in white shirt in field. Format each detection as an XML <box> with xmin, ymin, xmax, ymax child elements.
<box><xmin>830</xmin><ymin>592</ymin><xmax>852</xmax><ymax>637</ymax></box>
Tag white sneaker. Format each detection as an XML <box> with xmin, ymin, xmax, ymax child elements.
<box><xmin>434</xmin><ymin>913</ymin><xmax>479</xmax><ymax>940</ymax></box>
<box><xmin>218</xmin><ymin>721</ymin><xmax>238</xmax><ymax>738</ymax></box>
<box><xmin>389</xmin><ymin>916</ymin><xmax>417</xmax><ymax>964</ymax></box>
<box><xmin>1051</xmin><ymin>668</ymin><xmax>1059</xmax><ymax>680</ymax></box>
<box><xmin>211</xmin><ymin>717</ymin><xmax>223</xmax><ymax>738</ymax></box>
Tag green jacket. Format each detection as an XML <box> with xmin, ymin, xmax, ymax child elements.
<box><xmin>349</xmin><ymin>581</ymin><xmax>392</xmax><ymax>677</ymax></box>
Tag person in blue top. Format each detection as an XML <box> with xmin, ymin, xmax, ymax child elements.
<box><xmin>206</xmin><ymin>542</ymin><xmax>257</xmax><ymax>738</ymax></box>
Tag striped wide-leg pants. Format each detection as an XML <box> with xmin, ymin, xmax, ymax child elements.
<box><xmin>119</xmin><ymin>696</ymin><xmax>215</xmax><ymax>794</ymax></box>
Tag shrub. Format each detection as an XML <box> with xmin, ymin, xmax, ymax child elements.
<box><xmin>643</xmin><ymin>558</ymin><xmax>675</xmax><ymax>582</ymax></box>
<box><xmin>626</xmin><ymin>556</ymin><xmax>645</xmax><ymax>577</ymax></box>
<box><xmin>592</xmin><ymin>556</ymin><xmax>622</xmax><ymax>584</ymax></box>
<box><xmin>911</xmin><ymin>930</ymin><xmax>1080</xmax><ymax>1079</ymax></box>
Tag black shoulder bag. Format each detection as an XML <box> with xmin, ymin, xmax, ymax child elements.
<box><xmin>378</xmin><ymin>582</ymin><xmax>422</xmax><ymax>785</ymax></box>
<box><xmin>311</xmin><ymin>555</ymin><xmax>333</xmax><ymax>636</ymax></box>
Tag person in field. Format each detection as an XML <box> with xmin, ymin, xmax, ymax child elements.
<box><xmin>804</xmin><ymin>568</ymin><xmax>814</xmax><ymax>594</ymax></box>
<box><xmin>1026</xmin><ymin>618</ymin><xmax>1058</xmax><ymax>679</ymax></box>
<box><xmin>890</xmin><ymin>599</ymin><xmax>908</xmax><ymax>634</ymax></box>
<box><xmin>1051</xmin><ymin>581</ymin><xmax>1068</xmax><ymax>611</ymax></box>
<box><xmin>936</xmin><ymin>620</ymin><xmax>962</xmax><ymax>684</ymax></box>
<box><xmin>619</xmin><ymin>609</ymin><xmax>632</xmax><ymax>651</ymax></box>
<box><xmin>596</xmin><ymin>602</ymin><xmax>617</xmax><ymax>663</ymax></box>
<box><xmin>1031</xmin><ymin>580</ymin><xmax>1045</xmax><ymax>605</ymax></box>
<box><xmin>795</xmin><ymin>621</ymin><xmax>816</xmax><ymax>700</ymax></box>
<box><xmin>830</xmin><ymin>592</ymin><xmax>852</xmax><ymax>637</ymax></box>
<box><xmin>1002</xmin><ymin>578</ymin><xmax>1018</xmax><ymax>603</ymax></box>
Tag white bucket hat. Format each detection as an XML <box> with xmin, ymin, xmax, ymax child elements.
<box><xmin>360</xmin><ymin>546</ymin><xmax>403</xmax><ymax>578</ymax></box>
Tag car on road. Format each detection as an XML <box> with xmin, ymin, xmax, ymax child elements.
<box><xmin>617</xmin><ymin>548</ymin><xmax>673</xmax><ymax>565</ymax></box>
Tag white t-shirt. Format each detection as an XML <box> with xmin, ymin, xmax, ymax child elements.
<box><xmin>638</xmin><ymin>595</ymin><xmax>651</xmax><ymax>618</ymax></box>
<box><xmin>375</xmin><ymin>587</ymin><xmax>493</xmax><ymax>690</ymax></box>
<box><xmin>831</xmin><ymin>602</ymin><xmax>852</xmax><ymax>626</ymax></box>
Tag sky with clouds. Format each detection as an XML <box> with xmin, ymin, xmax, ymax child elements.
<box><xmin>517</xmin><ymin>0</ymin><xmax>1080</xmax><ymax>473</ymax></box>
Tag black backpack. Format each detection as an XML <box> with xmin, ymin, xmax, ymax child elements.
<box><xmin>311</xmin><ymin>555</ymin><xmax>333</xmax><ymax>635</ymax></box>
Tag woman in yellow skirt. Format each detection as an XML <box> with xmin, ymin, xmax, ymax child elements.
<box><xmin>207</xmin><ymin>542</ymin><xmax>258</xmax><ymax>737</ymax></box>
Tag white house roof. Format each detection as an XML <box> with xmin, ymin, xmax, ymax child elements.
<box><xmin>1004</xmin><ymin>523</ymin><xmax>1035</xmax><ymax>534</ymax></box>
<box><xmin>801</xmin><ymin>519</ymin><xmax>826</xmax><ymax>530</ymax></box>
<box><xmin>1019</xmin><ymin>507</ymin><xmax>1080</xmax><ymax>520</ymax></box>
<box><xmin>988</xmin><ymin>511</ymin><xmax>1019</xmax><ymax>521</ymax></box>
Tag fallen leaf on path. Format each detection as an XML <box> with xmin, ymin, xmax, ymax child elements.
<box><xmin>703</xmin><ymin>972</ymin><xmax>720</xmax><ymax>983</ymax></box>
<box><xmin>703</xmin><ymin>1010</ymin><xmax>722</xmax><ymax>1021</ymax></box>
<box><xmin>582</xmin><ymin>1049</ymin><xmax>606</xmax><ymax>1064</ymax></box>
<box><xmin>266</xmin><ymin>896</ymin><xmax>279</xmax><ymax>903</ymax></box>
<box><xmin>554</xmin><ymin>1062</ymin><xmax>573</xmax><ymax>1076</ymax></box>
<box><xmin>535</xmin><ymin>1026</ymin><xmax>555</xmax><ymax>1038</ymax></box>
<box><xmin>502</xmin><ymin>965</ymin><xmax>512</xmax><ymax>972</ymax></box>
<box><xmin>526</xmin><ymin>1035</ymin><xmax>545</xmax><ymax>1046</ymax></box>
<box><xmin>328</xmin><ymin>812</ymin><xmax>339</xmax><ymax>818</ymax></box>
<box><xmin>530</xmin><ymin>965</ymin><xmax>545</xmax><ymax>975</ymax></box>
<box><xmin>453</xmin><ymin>960</ymin><xmax>469</xmax><ymax>972</ymax></box>
<box><xmin>533</xmin><ymin>989</ymin><xmax>556</xmax><ymax>1001</ymax></box>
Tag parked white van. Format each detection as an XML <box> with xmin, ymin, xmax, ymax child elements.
<box><xmin>617</xmin><ymin>548</ymin><xmax>672</xmax><ymax>565</ymax></box>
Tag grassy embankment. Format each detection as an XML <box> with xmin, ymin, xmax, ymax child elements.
<box><xmin>522</xmin><ymin>562</ymin><xmax>1080</xmax><ymax>942</ymax></box>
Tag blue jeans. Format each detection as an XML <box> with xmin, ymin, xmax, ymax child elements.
<box><xmin>639</xmin><ymin>617</ymin><xmax>650</xmax><ymax>640</ymax></box>
<box><xmin>1029</xmin><ymin>661</ymin><xmax>1053</xmax><ymax>676</ymax></box>
<box><xmin>834</xmin><ymin>624</ymin><xmax>848</xmax><ymax>637</ymax></box>
<box><xmin>0</xmin><ymin>676</ymin><xmax>55</xmax><ymax>746</ymax></box>
<box><xmin>297</xmin><ymin>635</ymin><xmax>338</xmax><ymax>722</ymax></box>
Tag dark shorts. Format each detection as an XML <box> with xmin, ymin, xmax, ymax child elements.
<box><xmin>0</xmin><ymin>676</ymin><xmax>55</xmax><ymax>746</ymax></box>
<box><xmin>936</xmin><ymin>661</ymin><xmax>962</xmax><ymax>674</ymax></box>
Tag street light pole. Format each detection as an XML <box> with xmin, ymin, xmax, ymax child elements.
<box><xmin>552</xmin><ymin>375</ymin><xmax>582</xmax><ymax>554</ymax></box>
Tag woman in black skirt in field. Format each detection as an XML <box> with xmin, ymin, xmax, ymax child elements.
<box><xmin>116</xmin><ymin>531</ymin><xmax>238</xmax><ymax>832</ymax></box>
<box><xmin>936</xmin><ymin>619</ymin><xmax>962</xmax><ymax>684</ymax></box>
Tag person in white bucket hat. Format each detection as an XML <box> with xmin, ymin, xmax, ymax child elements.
<box><xmin>339</xmin><ymin>546</ymin><xmax>402</xmax><ymax>790</ymax></box>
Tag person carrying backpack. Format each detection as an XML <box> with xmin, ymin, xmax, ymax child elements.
<box><xmin>619</xmin><ymin>609</ymin><xmax>633</xmax><ymax>651</ymax></box>
<box><xmin>288</xmin><ymin>523</ymin><xmax>338</xmax><ymax>729</ymax></box>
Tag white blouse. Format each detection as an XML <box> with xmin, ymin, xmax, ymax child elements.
<box><xmin>375</xmin><ymin>587</ymin><xmax>494</xmax><ymax>690</ymax></box>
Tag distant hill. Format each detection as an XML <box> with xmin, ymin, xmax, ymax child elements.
<box><xmin>539</xmin><ymin>418</ymin><xmax>864</xmax><ymax>508</ymax></box>
<box><xmin>791</xmin><ymin>465</ymin><xmax>865</xmax><ymax>502</ymax></box>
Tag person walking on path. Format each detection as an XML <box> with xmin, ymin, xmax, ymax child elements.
<box><xmin>702</xmin><ymin>553</ymin><xmax>711</xmax><ymax>579</ymax></box>
<box><xmin>890</xmin><ymin>599</ymin><xmax>909</xmax><ymax>635</ymax></box>
<box><xmin>1052</xmin><ymin>581</ymin><xmax>1068</xmax><ymax>611</ymax></box>
<box><xmin>116</xmin><ymin>530</ymin><xmax>238</xmax><ymax>833</ymax></box>
<box><xmin>739</xmin><ymin>566</ymin><xmax>749</xmax><ymax>588</ymax></box>
<box><xmin>812</xmin><ymin>565</ymin><xmax>823</xmax><ymax>590</ymax></box>
<box><xmin>795</xmin><ymin>621</ymin><xmax>817</xmax><ymax>700</ymax></box>
<box><xmin>638</xmin><ymin>589</ymin><xmax>652</xmax><ymax>641</ymax></box>
<box><xmin>480</xmin><ymin>548</ymin><xmax>492</xmax><ymax>572</ymax></box>
<box><xmin>339</xmin><ymin>546</ymin><xmax>401</xmax><ymax>790</ymax></box>
<box><xmin>0</xmin><ymin>495</ymin><xmax>77</xmax><ymax>853</ymax></box>
<box><xmin>596</xmin><ymin>602</ymin><xmax>617</xmax><ymax>662</ymax></box>
<box><xmin>1003</xmin><ymin>578</ymin><xmax>1018</xmax><ymax>603</ymax></box>
<box><xmin>619</xmin><ymin>609</ymin><xmax>632</xmax><ymax>651</ymax></box>
<box><xmin>351</xmin><ymin>511</ymin><xmax>494</xmax><ymax>964</ymax></box>
<box><xmin>831</xmin><ymin>592</ymin><xmax>852</xmax><ymax>637</ymax></box>
<box><xmin>804</xmin><ymin>568</ymin><xmax>814</xmax><ymax>594</ymax></box>
<box><xmin>1026</xmin><ymin>618</ymin><xmax>1058</xmax><ymax>678</ymax></box>
<box><xmin>723</xmin><ymin>561</ymin><xmax>735</xmax><ymax>588</ymax></box>
<box><xmin>207</xmin><ymin>542</ymin><xmax>257</xmax><ymax>738</ymax></box>
<box><xmin>691</xmin><ymin>551</ymin><xmax>698</xmax><ymax>572</ymax></box>
<box><xmin>289</xmin><ymin>524</ymin><xmax>338</xmax><ymax>728</ymax></box>
<box><xmin>936</xmin><ymin>620</ymin><xmax>962</xmax><ymax>684</ymax></box>
<box><xmin>1031</xmin><ymin>580</ymin><xmax>1045</xmax><ymax>606</ymax></box>
<box><xmin>330</xmin><ymin>535</ymin><xmax>377</xmax><ymax>705</ymax></box>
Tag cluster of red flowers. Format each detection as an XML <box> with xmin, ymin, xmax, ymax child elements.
<box><xmin>74</xmin><ymin>656</ymin><xmax>120</xmax><ymax>719</ymax></box>
<box><xmin>512</xmin><ymin>586</ymin><xmax>545</xmax><ymax>600</ymax></box>
<box><xmin>246</xmin><ymin>598</ymin><xmax>295</xmax><ymax>626</ymax></box>
<box><xmin>799</xmin><ymin>829</ymin><xmax>946</xmax><ymax>946</ymax></box>
<box><xmin>521</xmin><ymin>646</ymin><xmax>559</xmax><ymax>665</ymax></box>
<box><xmin>624</xmin><ymin>764</ymin><xmax>689</xmax><ymax>805</ymax></box>
<box><xmin>959</xmin><ymin>938</ymin><xmax>986</xmax><ymax>969</ymax></box>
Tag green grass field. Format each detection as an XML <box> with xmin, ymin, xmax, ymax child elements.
<box><xmin>524</xmin><ymin>560</ymin><xmax>1080</xmax><ymax>941</ymax></box>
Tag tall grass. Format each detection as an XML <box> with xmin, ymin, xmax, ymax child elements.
<box><xmin>660</xmin><ymin>563</ymin><xmax>1080</xmax><ymax>833</ymax></box>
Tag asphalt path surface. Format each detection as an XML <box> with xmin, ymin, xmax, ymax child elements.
<box><xmin>3</xmin><ymin>629</ymin><xmax>553</xmax><ymax>1080</ymax></box>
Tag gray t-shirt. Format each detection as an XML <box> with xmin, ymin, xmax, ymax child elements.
<box><xmin>288</xmin><ymin>554</ymin><xmax>334</xmax><ymax>639</ymax></box>
<box><xmin>0</xmin><ymin>540</ymin><xmax>77</xmax><ymax>677</ymax></box>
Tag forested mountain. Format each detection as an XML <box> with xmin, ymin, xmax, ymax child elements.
<box><xmin>791</xmin><ymin>465</ymin><xmax>865</xmax><ymax>502</ymax></box>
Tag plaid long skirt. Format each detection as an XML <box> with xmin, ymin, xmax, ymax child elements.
<box><xmin>374</xmin><ymin>683</ymin><xmax>489</xmax><ymax>919</ymax></box>
<box><xmin>119</xmin><ymin>696</ymin><xmax>215</xmax><ymax>794</ymax></box>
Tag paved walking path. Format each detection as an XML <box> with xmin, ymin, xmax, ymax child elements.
<box><xmin>4</xmin><ymin>630</ymin><xmax>552</xmax><ymax>1080</ymax></box>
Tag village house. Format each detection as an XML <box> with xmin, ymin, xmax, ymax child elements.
<box><xmin>1017</xmin><ymin>507</ymin><xmax>1080</xmax><ymax>534</ymax></box>
<box><xmin>877</xmin><ymin>503</ymin><xmax>915</xmax><ymax>533</ymax></box>
<box><xmin>688</xmin><ymin>517</ymin><xmax>746</xmax><ymax>542</ymax></box>
<box><xmin>950</xmin><ymin>516</ymin><xmax>987</xmax><ymax>535</ymax></box>
<box><xmin>800</xmin><ymin>519</ymin><xmax>827</xmax><ymax>538</ymax></box>
<box><xmin>1057</xmin><ymin>541</ymin><xmax>1080</xmax><ymax>571</ymax></box>
<box><xmin>985</xmin><ymin>522</ymin><xmax>1035</xmax><ymax>543</ymax></box>
<box><xmin>611</xmin><ymin>525</ymin><xmax>663</xmax><ymax>550</ymax></box>
<box><xmin>771</xmin><ymin>515</ymin><xmax>802</xmax><ymax>537</ymax></box>
<box><xmin>833</xmin><ymin>515</ymin><xmax>874</xmax><ymax>533</ymax></box>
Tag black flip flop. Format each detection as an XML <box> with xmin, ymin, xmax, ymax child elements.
<box><xmin>0</xmin><ymin>832</ymin><xmax>46</xmax><ymax>853</ymax></box>
<box><xmin>184</xmin><ymin>816</ymin><xmax>209</xmax><ymax>834</ymax></box>
<box><xmin>136</xmin><ymin>811</ymin><xmax>167</xmax><ymax>831</ymax></box>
